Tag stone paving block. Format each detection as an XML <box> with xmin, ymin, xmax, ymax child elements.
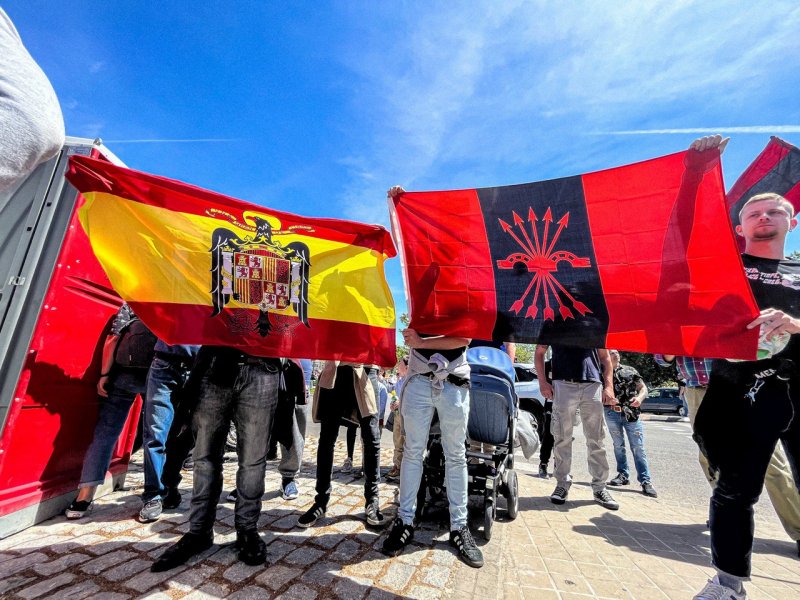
<box><xmin>2</xmin><ymin>551</ymin><xmax>49</xmax><ymax>576</ymax></box>
<box><xmin>0</xmin><ymin>575</ymin><xmax>35</xmax><ymax>595</ymax></box>
<box><xmin>92</xmin><ymin>593</ymin><xmax>131</xmax><ymax>600</ymax></box>
<box><xmin>380</xmin><ymin>561</ymin><xmax>416</xmax><ymax>591</ymax></box>
<box><xmin>34</xmin><ymin>551</ymin><xmax>91</xmax><ymax>575</ymax></box>
<box><xmin>407</xmin><ymin>585</ymin><xmax>443</xmax><ymax>600</ymax></box>
<box><xmin>422</xmin><ymin>564</ymin><xmax>451</xmax><ymax>587</ymax></box>
<box><xmin>301</xmin><ymin>560</ymin><xmax>342</xmax><ymax>586</ymax></box>
<box><xmin>86</xmin><ymin>535</ymin><xmax>140</xmax><ymax>555</ymax></box>
<box><xmin>10</xmin><ymin>534</ymin><xmax>74</xmax><ymax>553</ymax></box>
<box><xmin>255</xmin><ymin>564</ymin><xmax>303</xmax><ymax>590</ymax></box>
<box><xmin>331</xmin><ymin>538</ymin><xmax>363</xmax><ymax>561</ymax></box>
<box><xmin>104</xmin><ymin>558</ymin><xmax>153</xmax><ymax>581</ymax></box>
<box><xmin>284</xmin><ymin>545</ymin><xmax>325</xmax><ymax>565</ymax></box>
<box><xmin>265</xmin><ymin>539</ymin><xmax>295</xmax><ymax>563</ymax></box>
<box><xmin>58</xmin><ymin>580</ymin><xmax>101</xmax><ymax>600</ymax></box>
<box><xmin>168</xmin><ymin>565</ymin><xmax>218</xmax><ymax>592</ymax></box>
<box><xmin>276</xmin><ymin>582</ymin><xmax>317</xmax><ymax>599</ymax></box>
<box><xmin>226</xmin><ymin>585</ymin><xmax>272</xmax><ymax>600</ymax></box>
<box><xmin>365</xmin><ymin>587</ymin><xmax>396</xmax><ymax>600</ymax></box>
<box><xmin>124</xmin><ymin>565</ymin><xmax>188</xmax><ymax>592</ymax></box>
<box><xmin>17</xmin><ymin>572</ymin><xmax>75</xmax><ymax>599</ymax></box>
<box><xmin>82</xmin><ymin>549</ymin><xmax>138</xmax><ymax>575</ymax></box>
<box><xmin>223</xmin><ymin>560</ymin><xmax>268</xmax><ymax>583</ymax></box>
<box><xmin>333</xmin><ymin>575</ymin><xmax>372</xmax><ymax>600</ymax></box>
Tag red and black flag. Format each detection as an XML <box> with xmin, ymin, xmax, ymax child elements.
<box><xmin>727</xmin><ymin>136</ymin><xmax>800</xmax><ymax>250</ymax></box>
<box><xmin>390</xmin><ymin>150</ymin><xmax>761</xmax><ymax>360</ymax></box>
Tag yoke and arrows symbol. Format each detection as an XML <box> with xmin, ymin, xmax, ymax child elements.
<box><xmin>497</xmin><ymin>207</ymin><xmax>592</xmax><ymax>322</ymax></box>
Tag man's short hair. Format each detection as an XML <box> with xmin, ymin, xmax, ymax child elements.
<box><xmin>739</xmin><ymin>193</ymin><xmax>795</xmax><ymax>221</ymax></box>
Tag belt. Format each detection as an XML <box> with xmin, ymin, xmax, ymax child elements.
<box><xmin>238</xmin><ymin>356</ymin><xmax>278</xmax><ymax>365</ymax></box>
<box><xmin>422</xmin><ymin>372</ymin><xmax>470</xmax><ymax>387</ymax></box>
<box><xmin>559</xmin><ymin>379</ymin><xmax>594</xmax><ymax>384</ymax></box>
<box><xmin>154</xmin><ymin>352</ymin><xmax>193</xmax><ymax>368</ymax></box>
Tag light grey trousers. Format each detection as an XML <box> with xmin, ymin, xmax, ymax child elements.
<box><xmin>278</xmin><ymin>402</ymin><xmax>309</xmax><ymax>482</ymax></box>
<box><xmin>552</xmin><ymin>381</ymin><xmax>609</xmax><ymax>493</ymax></box>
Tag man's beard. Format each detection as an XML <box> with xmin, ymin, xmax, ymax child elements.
<box><xmin>751</xmin><ymin>228</ymin><xmax>779</xmax><ymax>240</ymax></box>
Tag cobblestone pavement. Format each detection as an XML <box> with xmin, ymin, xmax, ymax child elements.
<box><xmin>1</xmin><ymin>436</ymin><xmax>799</xmax><ymax>600</ymax></box>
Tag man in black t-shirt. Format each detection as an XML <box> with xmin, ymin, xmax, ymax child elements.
<box><xmin>693</xmin><ymin>169</ymin><xmax>800</xmax><ymax>598</ymax></box>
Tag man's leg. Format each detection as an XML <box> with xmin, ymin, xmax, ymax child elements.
<box><xmin>398</xmin><ymin>376</ymin><xmax>435</xmax><ymax>525</ymax></box>
<box><xmin>278</xmin><ymin>402</ymin><xmax>309</xmax><ymax>484</ymax></box>
<box><xmin>142</xmin><ymin>358</ymin><xmax>184</xmax><ymax>503</ymax></box>
<box><xmin>539</xmin><ymin>400</ymin><xmax>554</xmax><ymax>466</ymax></box>
<box><xmin>233</xmin><ymin>362</ymin><xmax>280</xmax><ymax>532</ymax></box>
<box><xmin>604</xmin><ymin>408</ymin><xmax>629</xmax><ymax>479</ymax></box>
<box><xmin>624</xmin><ymin>418</ymin><xmax>652</xmax><ymax>484</ymax></box>
<box><xmin>392</xmin><ymin>409</ymin><xmax>404</xmax><ymax>468</ymax></box>
<box><xmin>579</xmin><ymin>383</ymin><xmax>609</xmax><ymax>493</ymax></box>
<box><xmin>359</xmin><ymin>413</ymin><xmax>382</xmax><ymax>504</ymax></box>
<box><xmin>768</xmin><ymin>436</ymin><xmax>800</xmax><ymax>542</ymax></box>
<box><xmin>551</xmin><ymin>381</ymin><xmax>579</xmax><ymax>492</ymax></box>
<box><xmin>161</xmin><ymin>410</ymin><xmax>195</xmax><ymax>502</ymax></box>
<box><xmin>314</xmin><ymin>415</ymin><xmax>341</xmax><ymax>507</ymax></box>
<box><xmin>188</xmin><ymin>373</ymin><xmax>233</xmax><ymax>535</ymax></box>
<box><xmin>685</xmin><ymin>386</ymin><xmax>717</xmax><ymax>487</ymax></box>
<box><xmin>432</xmin><ymin>381</ymin><xmax>470</xmax><ymax>531</ymax></box>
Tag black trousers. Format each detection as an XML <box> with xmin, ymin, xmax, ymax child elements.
<box><xmin>539</xmin><ymin>400</ymin><xmax>555</xmax><ymax>465</ymax></box>
<box><xmin>315</xmin><ymin>411</ymin><xmax>381</xmax><ymax>507</ymax></box>
<box><xmin>696</xmin><ymin>371</ymin><xmax>800</xmax><ymax>578</ymax></box>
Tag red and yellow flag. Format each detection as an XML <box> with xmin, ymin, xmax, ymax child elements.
<box><xmin>66</xmin><ymin>156</ymin><xmax>397</xmax><ymax>366</ymax></box>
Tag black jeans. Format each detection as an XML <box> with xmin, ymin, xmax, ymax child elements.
<box><xmin>539</xmin><ymin>400</ymin><xmax>554</xmax><ymax>465</ymax></box>
<box><xmin>189</xmin><ymin>356</ymin><xmax>280</xmax><ymax>534</ymax></box>
<box><xmin>697</xmin><ymin>371</ymin><xmax>800</xmax><ymax>578</ymax></box>
<box><xmin>315</xmin><ymin>412</ymin><xmax>381</xmax><ymax>507</ymax></box>
<box><xmin>346</xmin><ymin>423</ymin><xmax>358</xmax><ymax>459</ymax></box>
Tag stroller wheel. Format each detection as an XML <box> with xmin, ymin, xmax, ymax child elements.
<box><xmin>505</xmin><ymin>470</ymin><xmax>519</xmax><ymax>520</ymax></box>
<box><xmin>483</xmin><ymin>498</ymin><xmax>495</xmax><ymax>541</ymax></box>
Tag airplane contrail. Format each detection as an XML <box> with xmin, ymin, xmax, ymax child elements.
<box><xmin>103</xmin><ymin>138</ymin><xmax>241</xmax><ymax>143</ymax></box>
<box><xmin>598</xmin><ymin>126</ymin><xmax>800</xmax><ymax>135</ymax></box>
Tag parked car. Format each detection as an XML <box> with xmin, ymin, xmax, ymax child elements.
<box><xmin>640</xmin><ymin>387</ymin><xmax>688</xmax><ymax>416</ymax></box>
<box><xmin>513</xmin><ymin>363</ymin><xmax>545</xmax><ymax>424</ymax></box>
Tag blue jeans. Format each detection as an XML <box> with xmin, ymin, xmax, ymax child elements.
<box><xmin>398</xmin><ymin>374</ymin><xmax>470</xmax><ymax>530</ymax></box>
<box><xmin>604</xmin><ymin>408</ymin><xmax>651</xmax><ymax>484</ymax></box>
<box><xmin>189</xmin><ymin>357</ymin><xmax>280</xmax><ymax>534</ymax></box>
<box><xmin>142</xmin><ymin>356</ymin><xmax>193</xmax><ymax>502</ymax></box>
<box><xmin>79</xmin><ymin>371</ymin><xmax>147</xmax><ymax>487</ymax></box>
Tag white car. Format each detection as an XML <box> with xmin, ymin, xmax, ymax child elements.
<box><xmin>513</xmin><ymin>363</ymin><xmax>546</xmax><ymax>421</ymax></box>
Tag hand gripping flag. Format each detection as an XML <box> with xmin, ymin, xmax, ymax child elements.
<box><xmin>727</xmin><ymin>136</ymin><xmax>800</xmax><ymax>251</ymax></box>
<box><xmin>66</xmin><ymin>156</ymin><xmax>397</xmax><ymax>366</ymax></box>
<box><xmin>390</xmin><ymin>150</ymin><xmax>761</xmax><ymax>360</ymax></box>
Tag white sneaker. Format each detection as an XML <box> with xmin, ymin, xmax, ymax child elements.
<box><xmin>341</xmin><ymin>457</ymin><xmax>353</xmax><ymax>473</ymax></box>
<box><xmin>694</xmin><ymin>576</ymin><xmax>747</xmax><ymax>599</ymax></box>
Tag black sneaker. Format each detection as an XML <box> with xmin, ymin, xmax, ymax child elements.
<box><xmin>382</xmin><ymin>518</ymin><xmax>414</xmax><ymax>557</ymax></box>
<box><xmin>139</xmin><ymin>499</ymin><xmax>163</xmax><ymax>523</ymax></box>
<box><xmin>236</xmin><ymin>529</ymin><xmax>267</xmax><ymax>565</ymax></box>
<box><xmin>297</xmin><ymin>503</ymin><xmax>326</xmax><ymax>528</ymax></box>
<box><xmin>550</xmin><ymin>486</ymin><xmax>568</xmax><ymax>505</ymax></box>
<box><xmin>608</xmin><ymin>473</ymin><xmax>630</xmax><ymax>486</ymax></box>
<box><xmin>151</xmin><ymin>532</ymin><xmax>213</xmax><ymax>572</ymax></box>
<box><xmin>450</xmin><ymin>526</ymin><xmax>484</xmax><ymax>568</ymax></box>
<box><xmin>163</xmin><ymin>488</ymin><xmax>182</xmax><ymax>510</ymax></box>
<box><xmin>594</xmin><ymin>489</ymin><xmax>620</xmax><ymax>510</ymax></box>
<box><xmin>365</xmin><ymin>499</ymin><xmax>386</xmax><ymax>527</ymax></box>
<box><xmin>65</xmin><ymin>500</ymin><xmax>92</xmax><ymax>519</ymax></box>
<box><xmin>642</xmin><ymin>482</ymin><xmax>658</xmax><ymax>498</ymax></box>
<box><xmin>538</xmin><ymin>463</ymin><xmax>548</xmax><ymax>478</ymax></box>
<box><xmin>226</xmin><ymin>489</ymin><xmax>238</xmax><ymax>503</ymax></box>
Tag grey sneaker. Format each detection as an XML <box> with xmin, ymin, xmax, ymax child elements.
<box><xmin>693</xmin><ymin>576</ymin><xmax>747</xmax><ymax>599</ymax></box>
<box><xmin>366</xmin><ymin>500</ymin><xmax>386</xmax><ymax>526</ymax></box>
<box><xmin>550</xmin><ymin>486</ymin><xmax>568</xmax><ymax>505</ymax></box>
<box><xmin>593</xmin><ymin>489</ymin><xmax>620</xmax><ymax>511</ymax></box>
<box><xmin>642</xmin><ymin>482</ymin><xmax>658</xmax><ymax>498</ymax></box>
<box><xmin>139</xmin><ymin>499</ymin><xmax>163</xmax><ymax>522</ymax></box>
<box><xmin>340</xmin><ymin>457</ymin><xmax>353</xmax><ymax>473</ymax></box>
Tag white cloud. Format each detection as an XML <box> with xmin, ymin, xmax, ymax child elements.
<box><xmin>104</xmin><ymin>138</ymin><xmax>241</xmax><ymax>143</ymax></box>
<box><xmin>335</xmin><ymin>0</ymin><xmax>800</xmax><ymax>224</ymax></box>
<box><xmin>89</xmin><ymin>61</ymin><xmax>106</xmax><ymax>74</ymax></box>
<box><xmin>599</xmin><ymin>126</ymin><xmax>800</xmax><ymax>134</ymax></box>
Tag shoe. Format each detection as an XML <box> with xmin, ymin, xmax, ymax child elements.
<box><xmin>594</xmin><ymin>489</ymin><xmax>620</xmax><ymax>511</ymax></box>
<box><xmin>386</xmin><ymin>465</ymin><xmax>401</xmax><ymax>481</ymax></box>
<box><xmin>341</xmin><ymin>457</ymin><xmax>353</xmax><ymax>473</ymax></box>
<box><xmin>550</xmin><ymin>486</ymin><xmax>568</xmax><ymax>505</ymax></box>
<box><xmin>281</xmin><ymin>480</ymin><xmax>299</xmax><ymax>501</ymax></box>
<box><xmin>151</xmin><ymin>532</ymin><xmax>213</xmax><ymax>572</ymax></box>
<box><xmin>236</xmin><ymin>529</ymin><xmax>267</xmax><ymax>566</ymax></box>
<box><xmin>182</xmin><ymin>456</ymin><xmax>194</xmax><ymax>470</ymax></box>
<box><xmin>608</xmin><ymin>473</ymin><xmax>630</xmax><ymax>486</ymax></box>
<box><xmin>450</xmin><ymin>526</ymin><xmax>484</xmax><ymax>568</ymax></box>
<box><xmin>693</xmin><ymin>576</ymin><xmax>747</xmax><ymax>599</ymax></box>
<box><xmin>538</xmin><ymin>463</ymin><xmax>548</xmax><ymax>478</ymax></box>
<box><xmin>139</xmin><ymin>499</ymin><xmax>163</xmax><ymax>522</ymax></box>
<box><xmin>227</xmin><ymin>489</ymin><xmax>238</xmax><ymax>503</ymax></box>
<box><xmin>382</xmin><ymin>518</ymin><xmax>414</xmax><ymax>557</ymax></box>
<box><xmin>642</xmin><ymin>482</ymin><xmax>658</xmax><ymax>498</ymax></box>
<box><xmin>65</xmin><ymin>500</ymin><xmax>92</xmax><ymax>519</ymax></box>
<box><xmin>266</xmin><ymin>448</ymin><xmax>278</xmax><ymax>461</ymax></box>
<box><xmin>163</xmin><ymin>489</ymin><xmax>182</xmax><ymax>510</ymax></box>
<box><xmin>365</xmin><ymin>500</ymin><xmax>386</xmax><ymax>526</ymax></box>
<box><xmin>297</xmin><ymin>503</ymin><xmax>326</xmax><ymax>528</ymax></box>
<box><xmin>392</xmin><ymin>488</ymin><xmax>400</xmax><ymax>505</ymax></box>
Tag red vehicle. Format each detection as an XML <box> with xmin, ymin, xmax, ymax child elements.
<box><xmin>0</xmin><ymin>137</ymin><xmax>140</xmax><ymax>538</ymax></box>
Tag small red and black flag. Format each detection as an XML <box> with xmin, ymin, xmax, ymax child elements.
<box><xmin>727</xmin><ymin>136</ymin><xmax>800</xmax><ymax>250</ymax></box>
<box><xmin>390</xmin><ymin>150</ymin><xmax>760</xmax><ymax>360</ymax></box>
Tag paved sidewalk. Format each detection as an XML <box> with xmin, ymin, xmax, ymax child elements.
<box><xmin>1</xmin><ymin>437</ymin><xmax>799</xmax><ymax>600</ymax></box>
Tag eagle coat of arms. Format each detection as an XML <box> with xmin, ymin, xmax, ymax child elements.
<box><xmin>209</xmin><ymin>215</ymin><xmax>311</xmax><ymax>337</ymax></box>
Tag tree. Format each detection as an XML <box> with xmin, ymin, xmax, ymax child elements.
<box><xmin>395</xmin><ymin>313</ymin><xmax>410</xmax><ymax>365</ymax></box>
<box><xmin>514</xmin><ymin>344</ymin><xmax>536</xmax><ymax>363</ymax></box>
<box><xmin>618</xmin><ymin>351</ymin><xmax>679</xmax><ymax>389</ymax></box>
<box><xmin>789</xmin><ymin>250</ymin><xmax>800</xmax><ymax>261</ymax></box>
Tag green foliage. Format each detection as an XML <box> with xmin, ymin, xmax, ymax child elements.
<box><xmin>618</xmin><ymin>351</ymin><xmax>679</xmax><ymax>389</ymax></box>
<box><xmin>789</xmin><ymin>250</ymin><xmax>800</xmax><ymax>261</ymax></box>
<box><xmin>514</xmin><ymin>344</ymin><xmax>536</xmax><ymax>363</ymax></box>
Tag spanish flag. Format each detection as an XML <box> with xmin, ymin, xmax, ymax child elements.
<box><xmin>390</xmin><ymin>150</ymin><xmax>760</xmax><ymax>360</ymax></box>
<box><xmin>66</xmin><ymin>156</ymin><xmax>397</xmax><ymax>367</ymax></box>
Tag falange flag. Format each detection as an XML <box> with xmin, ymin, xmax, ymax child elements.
<box><xmin>66</xmin><ymin>156</ymin><xmax>397</xmax><ymax>367</ymax></box>
<box><xmin>390</xmin><ymin>149</ymin><xmax>761</xmax><ymax>360</ymax></box>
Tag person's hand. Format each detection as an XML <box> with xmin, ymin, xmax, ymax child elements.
<box><xmin>630</xmin><ymin>397</ymin><xmax>643</xmax><ymax>407</ymax></box>
<box><xmin>540</xmin><ymin>380</ymin><xmax>554</xmax><ymax>400</ymax></box>
<box><xmin>603</xmin><ymin>386</ymin><xmax>617</xmax><ymax>405</ymax></box>
<box><xmin>97</xmin><ymin>375</ymin><xmax>109</xmax><ymax>397</ymax></box>
<box><xmin>689</xmin><ymin>135</ymin><xmax>730</xmax><ymax>154</ymax></box>
<box><xmin>387</xmin><ymin>186</ymin><xmax>406</xmax><ymax>198</ymax></box>
<box><xmin>390</xmin><ymin>398</ymin><xmax>399</xmax><ymax>413</ymax></box>
<box><xmin>402</xmin><ymin>328</ymin><xmax>423</xmax><ymax>348</ymax></box>
<box><xmin>748</xmin><ymin>308</ymin><xmax>800</xmax><ymax>339</ymax></box>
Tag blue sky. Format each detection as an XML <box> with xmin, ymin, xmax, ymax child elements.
<box><xmin>7</xmin><ymin>1</ymin><xmax>800</xmax><ymax>336</ymax></box>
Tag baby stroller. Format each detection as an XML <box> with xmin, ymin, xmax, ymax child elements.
<box><xmin>414</xmin><ymin>346</ymin><xmax>520</xmax><ymax>540</ymax></box>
